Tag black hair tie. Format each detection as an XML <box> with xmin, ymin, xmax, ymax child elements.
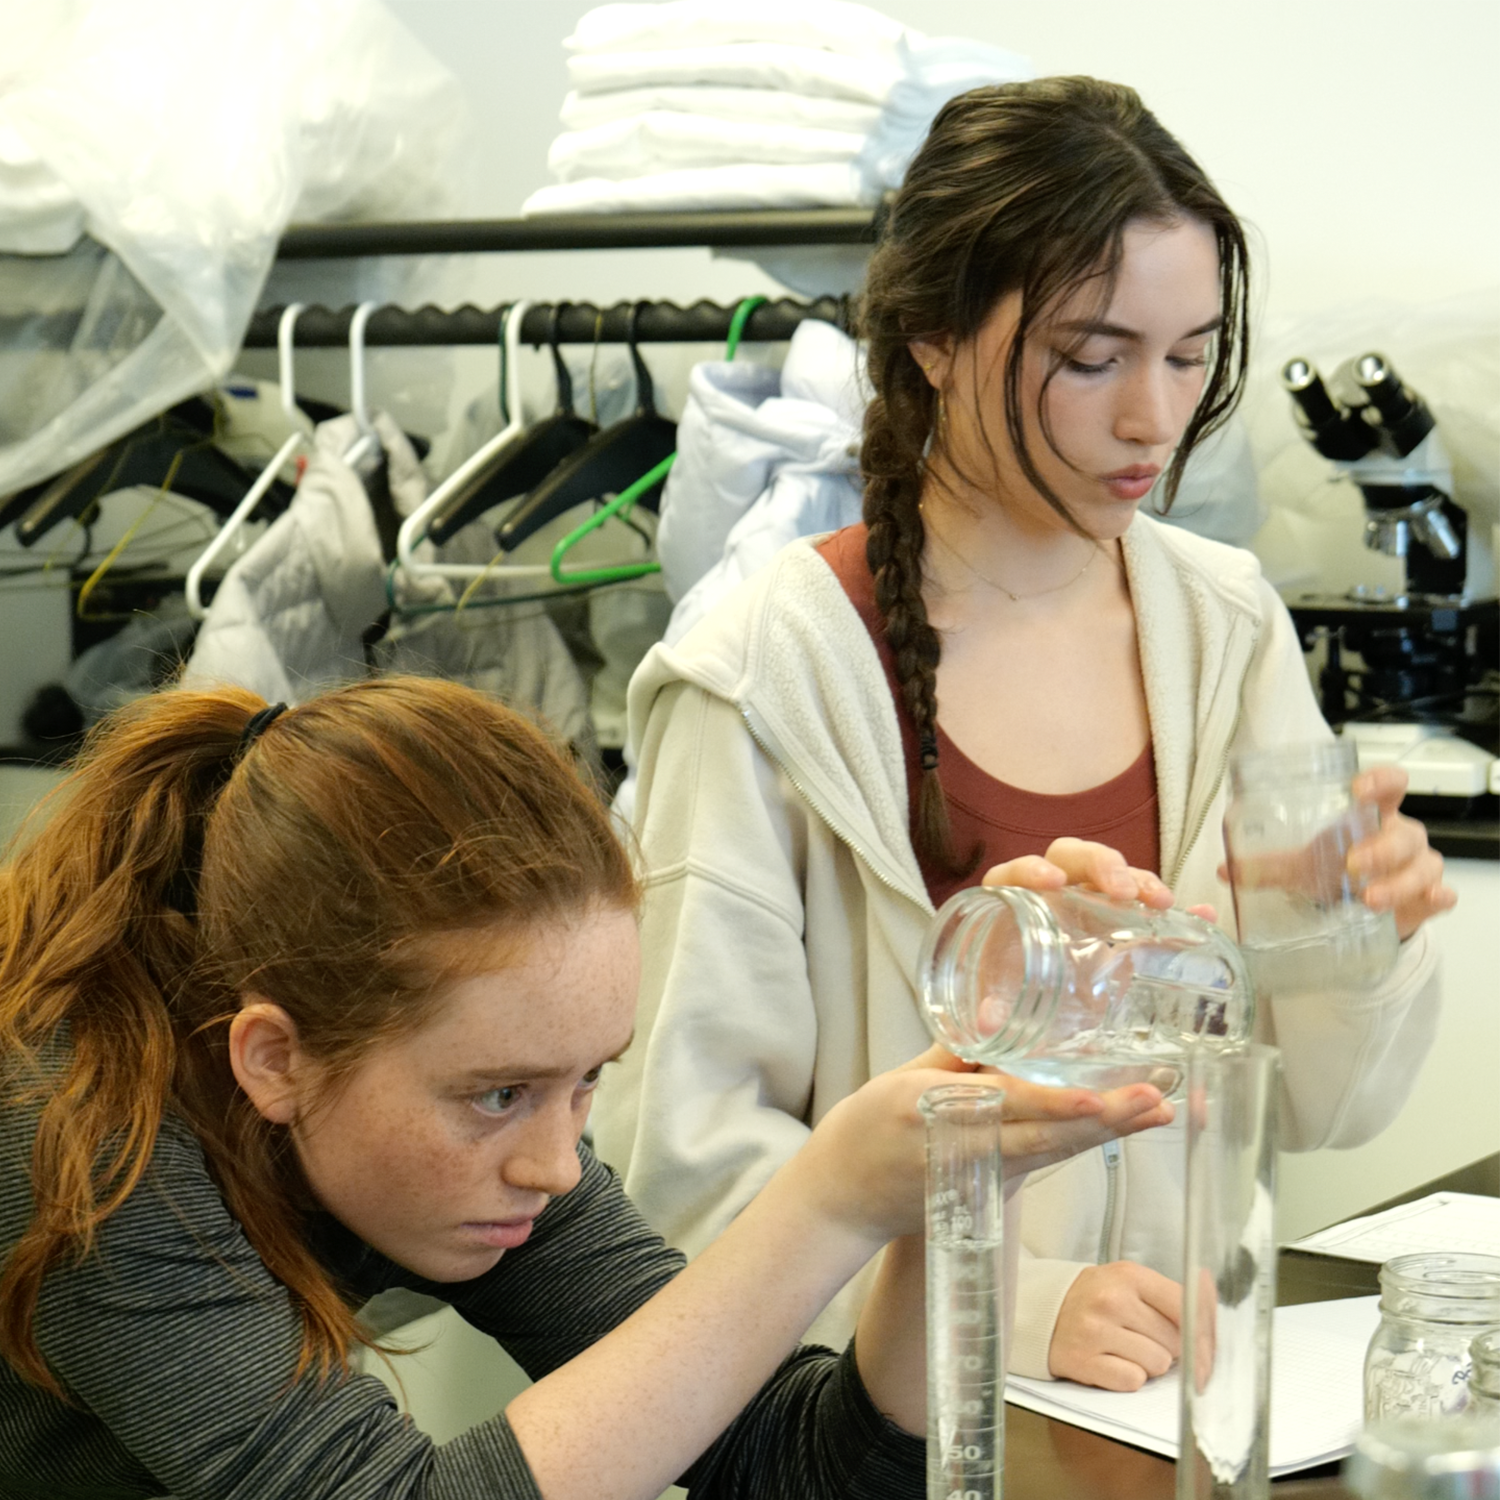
<box><xmin>238</xmin><ymin>702</ymin><xmax>288</xmax><ymax>756</ymax></box>
<box><xmin>919</xmin><ymin>732</ymin><xmax>939</xmax><ymax>773</ymax></box>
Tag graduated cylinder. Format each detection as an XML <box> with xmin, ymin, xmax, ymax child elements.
<box><xmin>921</xmin><ymin>1082</ymin><xmax>1008</xmax><ymax>1500</ymax></box>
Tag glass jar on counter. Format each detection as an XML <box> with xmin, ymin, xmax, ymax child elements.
<box><xmin>916</xmin><ymin>885</ymin><xmax>1253</xmax><ymax>1097</ymax></box>
<box><xmin>1223</xmin><ymin>740</ymin><xmax>1399</xmax><ymax>997</ymax></box>
<box><xmin>1364</xmin><ymin>1254</ymin><xmax>1500</xmax><ymax>1424</ymax></box>
<box><xmin>1345</xmin><ymin>1417</ymin><xmax>1500</xmax><ymax>1500</ymax></box>
<box><xmin>1470</xmin><ymin>1330</ymin><xmax>1500</xmax><ymax>1421</ymax></box>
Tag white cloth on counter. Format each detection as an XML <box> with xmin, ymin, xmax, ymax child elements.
<box><xmin>565</xmin><ymin>0</ymin><xmax>909</xmax><ymax>60</ymax></box>
<box><xmin>560</xmin><ymin>85</ymin><xmax>882</xmax><ymax>135</ymax></box>
<box><xmin>566</xmin><ymin>41</ymin><xmax>906</xmax><ymax>105</ymax></box>
<box><xmin>524</xmin><ymin>162</ymin><xmax>870</xmax><ymax>216</ymax></box>
<box><xmin>525</xmin><ymin>2</ymin><xmax>1031</xmax><ymax>217</ymax></box>
<box><xmin>548</xmin><ymin>112</ymin><xmax>867</xmax><ymax>182</ymax></box>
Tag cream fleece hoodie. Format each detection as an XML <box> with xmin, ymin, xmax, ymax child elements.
<box><xmin>592</xmin><ymin>513</ymin><xmax>1441</xmax><ymax>1376</ymax></box>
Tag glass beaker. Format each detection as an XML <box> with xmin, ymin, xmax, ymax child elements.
<box><xmin>1471</xmin><ymin>1331</ymin><xmax>1500</xmax><ymax>1420</ymax></box>
<box><xmin>1177</xmin><ymin>1044</ymin><xmax>1280</xmax><ymax>1500</ymax></box>
<box><xmin>921</xmin><ymin>1082</ymin><xmax>1006</xmax><ymax>1500</ymax></box>
<box><xmin>1224</xmin><ymin>740</ymin><xmax>1399</xmax><ymax>997</ymax></box>
<box><xmin>1365</xmin><ymin>1255</ymin><xmax>1500</xmax><ymax>1423</ymax></box>
<box><xmin>1344</xmin><ymin>1416</ymin><xmax>1500</xmax><ymax>1500</ymax></box>
<box><xmin>918</xmin><ymin>885</ymin><xmax>1253</xmax><ymax>1098</ymax></box>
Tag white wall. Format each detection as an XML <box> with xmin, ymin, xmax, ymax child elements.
<box><xmin>385</xmin><ymin>0</ymin><xmax>1500</xmax><ymax>319</ymax></box>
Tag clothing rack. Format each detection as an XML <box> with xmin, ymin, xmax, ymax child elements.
<box><xmin>242</xmin><ymin>296</ymin><xmax>849</xmax><ymax>349</ymax></box>
<box><xmin>272</xmin><ymin>207</ymin><xmax>886</xmax><ymax>259</ymax></box>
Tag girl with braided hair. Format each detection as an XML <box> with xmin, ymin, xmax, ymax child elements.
<box><xmin>594</xmin><ymin>77</ymin><xmax>1452</xmax><ymax>1391</ymax></box>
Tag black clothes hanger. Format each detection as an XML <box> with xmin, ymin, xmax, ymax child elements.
<box><xmin>494</xmin><ymin>302</ymin><xmax>675</xmax><ymax>555</ymax></box>
<box><xmin>4</xmin><ymin>401</ymin><xmax>298</xmax><ymax>547</ymax></box>
<box><xmin>425</xmin><ymin>303</ymin><xmax>598</xmax><ymax>547</ymax></box>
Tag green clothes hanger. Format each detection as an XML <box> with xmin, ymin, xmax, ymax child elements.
<box><xmin>548</xmin><ymin>295</ymin><xmax>768</xmax><ymax>588</ymax></box>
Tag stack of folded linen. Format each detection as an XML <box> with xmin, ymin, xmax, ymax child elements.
<box><xmin>520</xmin><ymin>0</ymin><xmax>1031</xmax><ymax>215</ymax></box>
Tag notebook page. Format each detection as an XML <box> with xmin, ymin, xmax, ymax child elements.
<box><xmin>1285</xmin><ymin>1194</ymin><xmax>1500</xmax><ymax>1263</ymax></box>
<box><xmin>1005</xmin><ymin>1296</ymin><xmax>1378</xmax><ymax>1478</ymax></box>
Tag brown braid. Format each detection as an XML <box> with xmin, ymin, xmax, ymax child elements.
<box><xmin>856</xmin><ymin>78</ymin><xmax>1251</xmax><ymax>872</ymax></box>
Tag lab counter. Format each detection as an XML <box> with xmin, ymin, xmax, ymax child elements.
<box><xmin>999</xmin><ymin>1151</ymin><xmax>1500</xmax><ymax>1500</ymax></box>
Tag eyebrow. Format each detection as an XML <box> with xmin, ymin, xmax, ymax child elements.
<box><xmin>453</xmin><ymin>1031</ymin><xmax>636</xmax><ymax>1085</ymax></box>
<box><xmin>1057</xmin><ymin>315</ymin><xmax>1223</xmax><ymax>342</ymax></box>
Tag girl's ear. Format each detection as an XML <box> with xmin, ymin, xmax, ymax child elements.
<box><xmin>229</xmin><ymin>1000</ymin><xmax>305</xmax><ymax>1125</ymax></box>
<box><xmin>908</xmin><ymin>335</ymin><xmax>953</xmax><ymax>390</ymax></box>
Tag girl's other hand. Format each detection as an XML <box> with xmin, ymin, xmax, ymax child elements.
<box><xmin>1347</xmin><ymin>766</ymin><xmax>1456</xmax><ymax>939</ymax></box>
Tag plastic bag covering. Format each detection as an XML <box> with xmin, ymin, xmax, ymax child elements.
<box><xmin>0</xmin><ymin>0</ymin><xmax>466</xmax><ymax>498</ymax></box>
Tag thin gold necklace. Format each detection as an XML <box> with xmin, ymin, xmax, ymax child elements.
<box><xmin>923</xmin><ymin>513</ymin><xmax>1104</xmax><ymax>603</ymax></box>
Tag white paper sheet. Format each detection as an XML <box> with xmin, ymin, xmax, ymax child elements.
<box><xmin>1285</xmin><ymin>1193</ymin><xmax>1500</xmax><ymax>1264</ymax></box>
<box><xmin>1005</xmin><ymin>1296</ymin><xmax>1379</xmax><ymax>1478</ymax></box>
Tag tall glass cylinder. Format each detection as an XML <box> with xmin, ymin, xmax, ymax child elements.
<box><xmin>1178</xmin><ymin>1045</ymin><xmax>1280</xmax><ymax>1500</ymax></box>
<box><xmin>921</xmin><ymin>1082</ymin><xmax>1007</xmax><ymax>1500</ymax></box>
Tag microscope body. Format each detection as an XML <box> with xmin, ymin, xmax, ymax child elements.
<box><xmin>1280</xmin><ymin>352</ymin><xmax>1498</xmax><ymax>803</ymax></box>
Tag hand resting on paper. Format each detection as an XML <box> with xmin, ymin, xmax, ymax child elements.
<box><xmin>1049</xmin><ymin>1261</ymin><xmax>1183</xmax><ymax>1391</ymax></box>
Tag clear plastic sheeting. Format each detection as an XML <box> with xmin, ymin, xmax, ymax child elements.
<box><xmin>0</xmin><ymin>0</ymin><xmax>467</xmax><ymax>498</ymax></box>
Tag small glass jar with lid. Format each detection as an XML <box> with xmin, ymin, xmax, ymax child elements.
<box><xmin>917</xmin><ymin>885</ymin><xmax>1253</xmax><ymax>1097</ymax></box>
<box><xmin>1223</xmin><ymin>739</ymin><xmax>1399</xmax><ymax>997</ymax></box>
<box><xmin>1470</xmin><ymin>1330</ymin><xmax>1500</xmax><ymax>1420</ymax></box>
<box><xmin>1364</xmin><ymin>1254</ymin><xmax>1500</xmax><ymax>1423</ymax></box>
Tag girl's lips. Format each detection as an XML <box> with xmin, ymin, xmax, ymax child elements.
<box><xmin>463</xmin><ymin>1219</ymin><xmax>535</xmax><ymax>1250</ymax></box>
<box><xmin>1102</xmin><ymin>466</ymin><xmax>1160</xmax><ymax>501</ymax></box>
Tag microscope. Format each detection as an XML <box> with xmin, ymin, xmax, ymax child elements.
<box><xmin>1280</xmin><ymin>351</ymin><xmax>1499</xmax><ymax>809</ymax></box>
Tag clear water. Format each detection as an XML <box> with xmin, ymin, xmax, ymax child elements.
<box><xmin>1240</xmin><ymin>906</ymin><xmax>1399</xmax><ymax>997</ymax></box>
<box><xmin>927</xmin><ymin>1235</ymin><xmax>1004</xmax><ymax>1500</ymax></box>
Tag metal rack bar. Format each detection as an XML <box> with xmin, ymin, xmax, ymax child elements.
<box><xmin>242</xmin><ymin>296</ymin><xmax>849</xmax><ymax>349</ymax></box>
<box><xmin>273</xmin><ymin>207</ymin><xmax>885</xmax><ymax>259</ymax></box>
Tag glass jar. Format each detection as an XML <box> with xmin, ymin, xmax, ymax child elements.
<box><xmin>1364</xmin><ymin>1254</ymin><xmax>1500</xmax><ymax>1423</ymax></box>
<box><xmin>1224</xmin><ymin>739</ymin><xmax>1399</xmax><ymax>997</ymax></box>
<box><xmin>1471</xmin><ymin>1330</ymin><xmax>1500</xmax><ymax>1420</ymax></box>
<box><xmin>1345</xmin><ymin>1417</ymin><xmax>1500</xmax><ymax>1500</ymax></box>
<box><xmin>917</xmin><ymin>885</ymin><xmax>1253</xmax><ymax>1096</ymax></box>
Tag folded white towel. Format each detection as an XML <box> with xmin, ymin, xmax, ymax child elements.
<box><xmin>566</xmin><ymin>0</ymin><xmax>908</xmax><ymax>61</ymax></box>
<box><xmin>521</xmin><ymin>161</ymin><xmax>872</xmax><ymax>216</ymax></box>
<box><xmin>567</xmin><ymin>42</ymin><xmax>905</xmax><ymax>106</ymax></box>
<box><xmin>560</xmin><ymin>85</ymin><xmax>883</xmax><ymax>136</ymax></box>
<box><xmin>548</xmin><ymin>111</ymin><xmax>868</xmax><ymax>182</ymax></box>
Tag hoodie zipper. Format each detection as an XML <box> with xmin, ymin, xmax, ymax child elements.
<box><xmin>1163</xmin><ymin>621</ymin><xmax>1260</xmax><ymax>892</ymax></box>
<box><xmin>1097</xmin><ymin>1139</ymin><xmax>1122</xmax><ymax>1264</ymax></box>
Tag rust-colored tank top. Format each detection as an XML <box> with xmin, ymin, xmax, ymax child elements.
<box><xmin>815</xmin><ymin>524</ymin><xmax>1160</xmax><ymax>908</ymax></box>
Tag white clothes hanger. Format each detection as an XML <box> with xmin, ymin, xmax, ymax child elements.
<box><xmin>395</xmin><ymin>299</ymin><xmax>556</xmax><ymax>584</ymax></box>
<box><xmin>185</xmin><ymin>302</ymin><xmax>309</xmax><ymax>621</ymax></box>
<box><xmin>342</xmin><ymin>301</ymin><xmax>381</xmax><ymax>467</ymax></box>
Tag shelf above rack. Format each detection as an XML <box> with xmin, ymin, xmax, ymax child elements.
<box><xmin>272</xmin><ymin>206</ymin><xmax>886</xmax><ymax>259</ymax></box>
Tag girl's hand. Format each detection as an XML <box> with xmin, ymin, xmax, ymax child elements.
<box><xmin>1347</xmin><ymin>766</ymin><xmax>1456</xmax><ymax>939</ymax></box>
<box><xmin>983</xmin><ymin>838</ymin><xmax>1217</xmax><ymax>923</ymax></box>
<box><xmin>795</xmin><ymin>1046</ymin><xmax>1172</xmax><ymax>1249</ymax></box>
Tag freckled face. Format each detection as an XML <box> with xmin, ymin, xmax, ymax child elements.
<box><xmin>287</xmin><ymin>907</ymin><xmax>639</xmax><ymax>1282</ymax></box>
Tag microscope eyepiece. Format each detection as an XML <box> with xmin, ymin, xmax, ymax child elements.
<box><xmin>1282</xmin><ymin>356</ymin><xmax>1377</xmax><ymax>460</ymax></box>
<box><xmin>1353</xmin><ymin>352</ymin><xmax>1434</xmax><ymax>456</ymax></box>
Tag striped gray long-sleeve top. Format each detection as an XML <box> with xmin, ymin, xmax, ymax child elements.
<box><xmin>0</xmin><ymin>1106</ymin><xmax>923</xmax><ymax>1499</ymax></box>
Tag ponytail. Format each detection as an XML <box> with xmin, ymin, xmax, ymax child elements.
<box><xmin>1</xmin><ymin>677</ymin><xmax>636</xmax><ymax>1397</ymax></box>
<box><xmin>0</xmin><ymin>689</ymin><xmax>259</xmax><ymax>1393</ymax></box>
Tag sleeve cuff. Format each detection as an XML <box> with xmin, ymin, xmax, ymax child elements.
<box><xmin>1007</xmin><ymin>1258</ymin><xmax>1092</xmax><ymax>1380</ymax></box>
